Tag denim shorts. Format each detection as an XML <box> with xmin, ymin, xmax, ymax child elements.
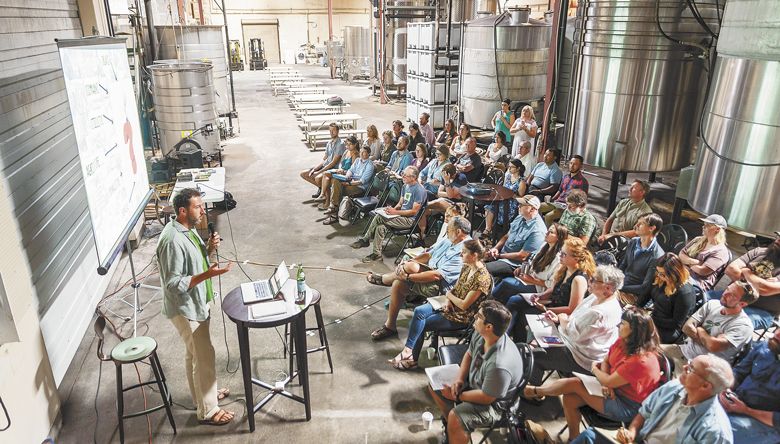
<box><xmin>602</xmin><ymin>393</ymin><xmax>642</xmax><ymax>423</ymax></box>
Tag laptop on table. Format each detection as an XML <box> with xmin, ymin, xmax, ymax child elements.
<box><xmin>240</xmin><ymin>261</ymin><xmax>290</xmax><ymax>304</ymax></box>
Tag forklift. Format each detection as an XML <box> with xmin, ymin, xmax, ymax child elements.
<box><xmin>229</xmin><ymin>40</ymin><xmax>244</xmax><ymax>71</ymax></box>
<box><xmin>249</xmin><ymin>38</ymin><xmax>267</xmax><ymax>70</ymax></box>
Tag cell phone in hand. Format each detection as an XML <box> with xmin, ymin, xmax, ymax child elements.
<box><xmin>542</xmin><ymin>336</ymin><xmax>563</xmax><ymax>345</ymax></box>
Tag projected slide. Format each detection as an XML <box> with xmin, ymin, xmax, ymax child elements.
<box><xmin>58</xmin><ymin>38</ymin><xmax>151</xmax><ymax>272</ymax></box>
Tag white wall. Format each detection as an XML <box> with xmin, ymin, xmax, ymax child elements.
<box><xmin>212</xmin><ymin>0</ymin><xmax>372</xmax><ymax>64</ymax></box>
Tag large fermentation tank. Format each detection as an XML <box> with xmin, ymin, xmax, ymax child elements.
<box><xmin>156</xmin><ymin>25</ymin><xmax>231</xmax><ymax>116</ymax></box>
<box><xmin>343</xmin><ymin>26</ymin><xmax>371</xmax><ymax>79</ymax></box>
<box><xmin>149</xmin><ymin>61</ymin><xmax>219</xmax><ymax>156</ymax></box>
<box><xmin>381</xmin><ymin>0</ymin><xmax>430</xmax><ymax>86</ymax></box>
<box><xmin>459</xmin><ymin>11</ymin><xmax>552</xmax><ymax>129</ymax></box>
<box><xmin>565</xmin><ymin>0</ymin><xmax>721</xmax><ymax>172</ymax></box>
<box><xmin>688</xmin><ymin>0</ymin><xmax>780</xmax><ymax>236</ymax></box>
<box><xmin>554</xmin><ymin>22</ymin><xmax>575</xmax><ymax>124</ymax></box>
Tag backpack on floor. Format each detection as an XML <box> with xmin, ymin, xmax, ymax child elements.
<box><xmin>338</xmin><ymin>196</ymin><xmax>354</xmax><ymax>221</ymax></box>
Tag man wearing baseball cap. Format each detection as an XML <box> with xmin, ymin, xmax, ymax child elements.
<box><xmin>485</xmin><ymin>195</ymin><xmax>547</xmax><ymax>279</ymax></box>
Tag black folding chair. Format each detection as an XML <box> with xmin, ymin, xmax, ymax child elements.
<box><xmin>354</xmin><ymin>171</ymin><xmax>391</xmax><ymax>231</ymax></box>
<box><xmin>382</xmin><ymin>200</ymin><xmax>429</xmax><ymax>264</ymax></box>
<box><xmin>657</xmin><ymin>224</ymin><xmax>689</xmax><ymax>254</ymax></box>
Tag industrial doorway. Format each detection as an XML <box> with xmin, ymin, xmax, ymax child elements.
<box><xmin>242</xmin><ymin>21</ymin><xmax>281</xmax><ymax>65</ymax></box>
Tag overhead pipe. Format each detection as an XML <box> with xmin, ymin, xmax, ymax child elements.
<box><xmin>540</xmin><ymin>0</ymin><xmax>567</xmax><ymax>154</ymax></box>
<box><xmin>328</xmin><ymin>0</ymin><xmax>333</xmax><ymax>40</ymax></box>
<box><xmin>220</xmin><ymin>0</ymin><xmax>237</xmax><ymax>121</ymax></box>
<box><xmin>144</xmin><ymin>0</ymin><xmax>159</xmax><ymax>62</ymax></box>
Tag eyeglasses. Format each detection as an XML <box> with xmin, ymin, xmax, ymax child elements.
<box><xmin>588</xmin><ymin>278</ymin><xmax>605</xmax><ymax>285</ymax></box>
<box><xmin>736</xmin><ymin>280</ymin><xmax>756</xmax><ymax>297</ymax></box>
<box><xmin>559</xmin><ymin>251</ymin><xmax>569</xmax><ymax>258</ymax></box>
<box><xmin>683</xmin><ymin>360</ymin><xmax>712</xmax><ymax>384</ymax></box>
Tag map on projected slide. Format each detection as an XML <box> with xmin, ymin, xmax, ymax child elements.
<box><xmin>58</xmin><ymin>38</ymin><xmax>151</xmax><ymax>272</ymax></box>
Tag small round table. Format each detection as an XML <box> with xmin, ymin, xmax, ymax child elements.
<box><xmin>457</xmin><ymin>183</ymin><xmax>516</xmax><ymax>235</ymax></box>
<box><xmin>222</xmin><ymin>285</ymin><xmax>319</xmax><ymax>432</ymax></box>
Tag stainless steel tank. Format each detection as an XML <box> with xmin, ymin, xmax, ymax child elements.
<box><xmin>343</xmin><ymin>26</ymin><xmax>371</xmax><ymax>80</ymax></box>
<box><xmin>149</xmin><ymin>61</ymin><xmax>219</xmax><ymax>156</ymax></box>
<box><xmin>448</xmin><ymin>0</ymin><xmax>475</xmax><ymax>22</ymax></box>
<box><xmin>554</xmin><ymin>22</ymin><xmax>574</xmax><ymax>124</ymax></box>
<box><xmin>459</xmin><ymin>12</ymin><xmax>552</xmax><ymax>129</ymax></box>
<box><xmin>382</xmin><ymin>0</ymin><xmax>430</xmax><ymax>86</ymax></box>
<box><xmin>565</xmin><ymin>0</ymin><xmax>721</xmax><ymax>172</ymax></box>
<box><xmin>156</xmin><ymin>25</ymin><xmax>230</xmax><ymax>116</ymax></box>
<box><xmin>688</xmin><ymin>0</ymin><xmax>780</xmax><ymax>236</ymax></box>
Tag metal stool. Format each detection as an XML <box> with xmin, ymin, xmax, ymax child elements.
<box><xmin>284</xmin><ymin>292</ymin><xmax>333</xmax><ymax>373</ymax></box>
<box><xmin>94</xmin><ymin>315</ymin><xmax>176</xmax><ymax>443</ymax></box>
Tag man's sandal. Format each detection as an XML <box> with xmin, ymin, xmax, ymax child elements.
<box><xmin>371</xmin><ymin>325</ymin><xmax>398</xmax><ymax>341</ymax></box>
<box><xmin>217</xmin><ymin>388</ymin><xmax>230</xmax><ymax>401</ymax></box>
<box><xmin>366</xmin><ymin>272</ymin><xmax>390</xmax><ymax>287</ymax></box>
<box><xmin>199</xmin><ymin>409</ymin><xmax>234</xmax><ymax>426</ymax></box>
<box><xmin>323</xmin><ymin>216</ymin><xmax>339</xmax><ymax>225</ymax></box>
<box><xmin>390</xmin><ymin>352</ymin><xmax>417</xmax><ymax>371</ymax></box>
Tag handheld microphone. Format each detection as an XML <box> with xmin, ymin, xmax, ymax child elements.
<box><xmin>207</xmin><ymin>222</ymin><xmax>223</xmax><ymax>241</ymax></box>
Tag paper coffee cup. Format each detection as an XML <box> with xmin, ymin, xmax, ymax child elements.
<box><xmin>422</xmin><ymin>411</ymin><xmax>434</xmax><ymax>430</ymax></box>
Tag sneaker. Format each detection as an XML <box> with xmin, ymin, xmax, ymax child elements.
<box><xmin>311</xmin><ymin>191</ymin><xmax>321</xmax><ymax>199</ymax></box>
<box><xmin>351</xmin><ymin>239</ymin><xmax>369</xmax><ymax>249</ymax></box>
<box><xmin>361</xmin><ymin>253</ymin><xmax>382</xmax><ymax>263</ymax></box>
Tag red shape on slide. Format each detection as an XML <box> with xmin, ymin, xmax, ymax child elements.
<box><xmin>124</xmin><ymin>119</ymin><xmax>137</xmax><ymax>174</ymax></box>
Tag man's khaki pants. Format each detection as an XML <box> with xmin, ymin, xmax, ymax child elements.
<box><xmin>171</xmin><ymin>315</ymin><xmax>219</xmax><ymax>420</ymax></box>
<box><xmin>539</xmin><ymin>202</ymin><xmax>563</xmax><ymax>226</ymax></box>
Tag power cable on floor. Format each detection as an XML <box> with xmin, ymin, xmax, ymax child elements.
<box><xmin>0</xmin><ymin>395</ymin><xmax>10</xmax><ymax>431</ymax></box>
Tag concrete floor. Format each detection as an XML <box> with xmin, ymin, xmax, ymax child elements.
<box><xmin>54</xmin><ymin>64</ymin><xmax>736</xmax><ymax>444</ymax></box>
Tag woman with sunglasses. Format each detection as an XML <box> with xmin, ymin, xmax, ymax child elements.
<box><xmin>641</xmin><ymin>252</ymin><xmax>697</xmax><ymax>344</ymax></box>
<box><xmin>496</xmin><ymin>237</ymin><xmax>592</xmax><ymax>340</ymax></box>
<box><xmin>389</xmin><ymin>240</ymin><xmax>492</xmax><ymax>370</ymax></box>
<box><xmin>524</xmin><ymin>306</ymin><xmax>662</xmax><ymax>442</ymax></box>
<box><xmin>679</xmin><ymin>214</ymin><xmax>731</xmax><ymax>291</ymax></box>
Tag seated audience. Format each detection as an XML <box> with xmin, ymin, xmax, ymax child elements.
<box><xmin>367</xmin><ymin>216</ymin><xmax>471</xmax><ymax>341</ymax></box>
<box><xmin>514</xmin><ymin>140</ymin><xmax>536</xmax><ymax>176</ymax></box>
<box><xmin>679</xmin><ymin>214</ymin><xmax>730</xmax><ymax>291</ymax></box>
<box><xmin>419</xmin><ymin>112</ymin><xmax>436</xmax><ymax>146</ymax></box>
<box><xmin>377</xmin><ymin>130</ymin><xmax>396</xmax><ymax>164</ymax></box>
<box><xmin>450</xmin><ymin>123</ymin><xmax>472</xmax><ymax>156</ymax></box>
<box><xmin>526</xmin><ymin>306</ymin><xmax>662</xmax><ymax>443</ymax></box>
<box><xmin>411</xmin><ymin>143</ymin><xmax>429</xmax><ymax>171</ymax></box>
<box><xmin>639</xmin><ymin>252</ymin><xmax>697</xmax><ymax>344</ymax></box>
<box><xmin>483</xmin><ymin>159</ymin><xmax>525</xmax><ymax>238</ymax></box>
<box><xmin>491</xmin><ymin>223</ymin><xmax>567</xmax><ymax>300</ymax></box>
<box><xmin>321</xmin><ymin>145</ymin><xmax>375</xmax><ymax>225</ymax></box>
<box><xmin>497</xmin><ymin>236</ymin><xmax>593</xmax><ymax>340</ymax></box>
<box><xmin>484</xmin><ymin>132</ymin><xmax>509</xmax><ymax>165</ymax></box>
<box><xmin>391</xmin><ymin>119</ymin><xmax>407</xmax><ymax>145</ymax></box>
<box><xmin>721</xmin><ymin>233</ymin><xmax>780</xmax><ymax>329</ymax></box>
<box><xmin>299</xmin><ymin>123</ymin><xmax>345</xmax><ymax>198</ymax></box>
<box><xmin>455</xmin><ymin>138</ymin><xmax>483</xmax><ymax>183</ymax></box>
<box><xmin>428</xmin><ymin>300</ymin><xmax>522</xmax><ymax>444</ymax></box>
<box><xmin>557</xmin><ymin>190</ymin><xmax>598</xmax><ymax>244</ymax></box>
<box><xmin>350</xmin><ymin>166</ymin><xmax>427</xmax><ymax>262</ymax></box>
<box><xmin>719</xmin><ymin>328</ymin><xmax>780</xmax><ymax>444</ymax></box>
<box><xmin>364</xmin><ymin>124</ymin><xmax>381</xmax><ymax>160</ymax></box>
<box><xmin>436</xmin><ymin>118</ymin><xmax>457</xmax><ymax>147</ymax></box>
<box><xmin>417</xmin><ymin>164</ymin><xmax>467</xmax><ymax>239</ymax></box>
<box><xmin>408</xmin><ymin>122</ymin><xmax>426</xmax><ymax>150</ymax></box>
<box><xmin>386</xmin><ymin>135</ymin><xmax>413</xmax><ymax>178</ymax></box>
<box><xmin>614</xmin><ymin>355</ymin><xmax>734</xmax><ymax>444</ymax></box>
<box><xmin>525</xmin><ymin>149</ymin><xmax>563</xmax><ymax>199</ymax></box>
<box><xmin>315</xmin><ymin>135</ymin><xmax>358</xmax><ymax>208</ymax></box>
<box><xmin>538</xmin><ymin>155</ymin><xmax>589</xmax><ymax>225</ymax></box>
<box><xmin>618</xmin><ymin>213</ymin><xmax>665</xmax><ymax>305</ymax></box>
<box><xmin>388</xmin><ymin>239</ymin><xmax>492</xmax><ymax>370</ymax></box>
<box><xmin>529</xmin><ymin>264</ymin><xmax>624</xmax><ymax>384</ymax></box>
<box><xmin>661</xmin><ymin>280</ymin><xmax>758</xmax><ymax>372</ymax></box>
<box><xmin>485</xmin><ymin>196</ymin><xmax>547</xmax><ymax>279</ymax></box>
<box><xmin>597</xmin><ymin>180</ymin><xmax>652</xmax><ymax>247</ymax></box>
<box><xmin>419</xmin><ymin>145</ymin><xmax>450</xmax><ymax>195</ymax></box>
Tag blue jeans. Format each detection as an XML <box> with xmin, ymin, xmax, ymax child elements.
<box><xmin>405</xmin><ymin>303</ymin><xmax>466</xmax><ymax>360</ymax></box>
<box><xmin>570</xmin><ymin>428</ymin><xmax>597</xmax><ymax>444</ymax></box>
<box><xmin>730</xmin><ymin>413</ymin><xmax>780</xmax><ymax>444</ymax></box>
<box><xmin>743</xmin><ymin>306</ymin><xmax>776</xmax><ymax>330</ymax></box>
<box><xmin>492</xmin><ymin>278</ymin><xmax>540</xmax><ymax>338</ymax></box>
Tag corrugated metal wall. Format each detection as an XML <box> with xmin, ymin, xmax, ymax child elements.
<box><xmin>0</xmin><ymin>0</ymin><xmax>116</xmax><ymax>384</ymax></box>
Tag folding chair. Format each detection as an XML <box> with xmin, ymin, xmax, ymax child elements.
<box><xmin>657</xmin><ymin>224</ymin><xmax>689</xmax><ymax>254</ymax></box>
<box><xmin>382</xmin><ymin>200</ymin><xmax>429</xmax><ymax>264</ymax></box>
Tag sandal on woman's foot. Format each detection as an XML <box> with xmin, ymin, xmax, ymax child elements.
<box><xmin>323</xmin><ymin>216</ymin><xmax>339</xmax><ymax>225</ymax></box>
<box><xmin>366</xmin><ymin>272</ymin><xmax>390</xmax><ymax>287</ymax></box>
<box><xmin>199</xmin><ymin>409</ymin><xmax>234</xmax><ymax>426</ymax></box>
<box><xmin>392</xmin><ymin>357</ymin><xmax>418</xmax><ymax>371</ymax></box>
<box><xmin>371</xmin><ymin>325</ymin><xmax>398</xmax><ymax>341</ymax></box>
<box><xmin>217</xmin><ymin>388</ymin><xmax>230</xmax><ymax>401</ymax></box>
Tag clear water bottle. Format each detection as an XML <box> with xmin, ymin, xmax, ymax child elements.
<box><xmin>295</xmin><ymin>264</ymin><xmax>306</xmax><ymax>305</ymax></box>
